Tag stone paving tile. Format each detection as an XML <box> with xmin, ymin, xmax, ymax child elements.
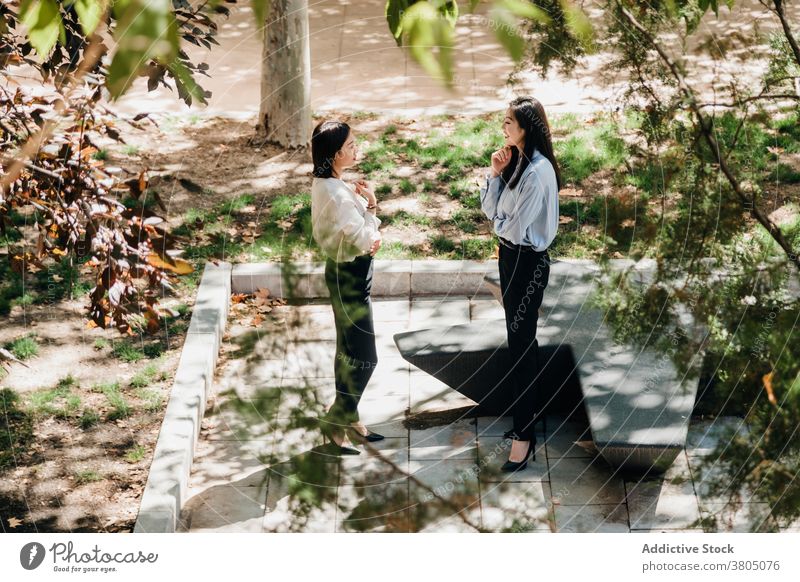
<box><xmin>553</xmin><ymin>503</ymin><xmax>629</xmax><ymax>533</ymax></box>
<box><xmin>336</xmin><ymin>481</ymin><xmax>411</xmax><ymax>532</ymax></box>
<box><xmin>272</xmin><ymin>306</ymin><xmax>337</xmax><ymax>342</ymax></box>
<box><xmin>548</xmin><ymin>456</ymin><xmax>626</xmax><ymax>506</ymax></box>
<box><xmin>410</xmin><ymin>418</ymin><xmax>477</xmax><ymax>461</ymax></box>
<box><xmin>201</xmin><ymin>398</ymin><xmax>278</xmax><ymax>441</ymax></box>
<box><xmin>276</xmin><ymin>376</ymin><xmax>336</xmax><ymax>420</ymax></box>
<box><xmin>371</xmin><ymin>298</ymin><xmax>411</xmax><ymax>323</ymax></box>
<box><xmin>263</xmin><ymin>459</ymin><xmax>340</xmax><ymax>533</ymax></box>
<box><xmin>189</xmin><ymin>438</ymin><xmax>273</xmax><ymax>490</ymax></box>
<box><xmin>699</xmin><ymin>502</ymin><xmax>778</xmax><ymax>532</ymax></box>
<box><xmin>409</xmin><ymin>297</ymin><xmax>470</xmax><ymax>327</ymax></box>
<box><xmin>409</xmin><ymin>370</ymin><xmax>477</xmax><ymax>413</ymax></box>
<box><xmin>407</xmin><ymin>459</ymin><xmax>482</xmax><ymax>531</ymax></box>
<box><xmin>373</xmin><ymin>321</ymin><xmax>412</xmax><ymax>355</ymax></box>
<box><xmin>339</xmin><ymin>437</ymin><xmax>410</xmax><ymax>487</ymax></box>
<box><xmin>625</xmin><ymin>451</ymin><xmax>701</xmax><ymax>530</ymax></box>
<box><xmin>282</xmin><ymin>340</ymin><xmax>336</xmax><ymax>378</ymax></box>
<box><xmin>685</xmin><ymin>417</ymin><xmax>746</xmax><ymax>457</ymax></box>
<box><xmin>214</xmin><ymin>357</ymin><xmax>283</xmax><ymax>401</ymax></box>
<box><xmin>481</xmin><ymin>481</ymin><xmax>553</xmax><ymax>532</ymax></box>
<box><xmin>223</xmin><ymin>323</ymin><xmax>288</xmax><ymax>361</ymax></box>
<box><xmin>477</xmin><ymin>435</ymin><xmax>548</xmax><ymax>482</ymax></box>
<box><xmin>469</xmin><ymin>298</ymin><xmax>505</xmax><ymax>321</ymax></box>
<box><xmin>542</xmin><ymin>418</ymin><xmax>595</xmax><ymax>459</ymax></box>
<box><xmin>183</xmin><ymin>484</ymin><xmax>269</xmax><ymax>533</ymax></box>
<box><xmin>686</xmin><ymin>453</ymin><xmax>764</xmax><ymax>505</ymax></box>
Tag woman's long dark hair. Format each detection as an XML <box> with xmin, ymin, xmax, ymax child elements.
<box><xmin>311</xmin><ymin>120</ymin><xmax>350</xmax><ymax>178</ymax></box>
<box><xmin>500</xmin><ymin>96</ymin><xmax>562</xmax><ymax>191</ymax></box>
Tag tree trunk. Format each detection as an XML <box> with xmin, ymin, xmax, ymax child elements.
<box><xmin>255</xmin><ymin>0</ymin><xmax>311</xmax><ymax>148</ymax></box>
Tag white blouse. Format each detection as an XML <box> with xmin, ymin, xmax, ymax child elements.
<box><xmin>311</xmin><ymin>177</ymin><xmax>382</xmax><ymax>262</ymax></box>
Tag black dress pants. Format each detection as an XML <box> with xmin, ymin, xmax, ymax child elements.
<box><xmin>323</xmin><ymin>254</ymin><xmax>378</xmax><ymax>427</ymax></box>
<box><xmin>497</xmin><ymin>242</ymin><xmax>550</xmax><ymax>441</ymax></box>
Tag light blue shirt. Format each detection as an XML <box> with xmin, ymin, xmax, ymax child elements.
<box><xmin>479</xmin><ymin>150</ymin><xmax>559</xmax><ymax>252</ymax></box>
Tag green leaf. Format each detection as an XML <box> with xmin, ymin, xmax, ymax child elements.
<box><xmin>166</xmin><ymin>58</ymin><xmax>208</xmax><ymax>106</ymax></box>
<box><xmin>73</xmin><ymin>0</ymin><xmax>107</xmax><ymax>36</ymax></box>
<box><xmin>488</xmin><ymin>6</ymin><xmax>525</xmax><ymax>61</ymax></box>
<box><xmin>107</xmin><ymin>0</ymin><xmax>178</xmax><ymax>99</ymax></box>
<box><xmin>250</xmin><ymin>0</ymin><xmax>270</xmax><ymax>27</ymax></box>
<box><xmin>386</xmin><ymin>0</ymin><xmax>414</xmax><ymax>44</ymax></box>
<box><xmin>499</xmin><ymin>0</ymin><xmax>550</xmax><ymax>22</ymax></box>
<box><xmin>400</xmin><ymin>1</ymin><xmax>455</xmax><ymax>86</ymax></box>
<box><xmin>19</xmin><ymin>0</ymin><xmax>64</xmax><ymax>58</ymax></box>
<box><xmin>560</xmin><ymin>0</ymin><xmax>594</xmax><ymax>48</ymax></box>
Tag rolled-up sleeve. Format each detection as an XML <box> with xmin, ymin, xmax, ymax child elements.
<box><xmin>480</xmin><ymin>172</ymin><xmax>504</xmax><ymax>220</ymax></box>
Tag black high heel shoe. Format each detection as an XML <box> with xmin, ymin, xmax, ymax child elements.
<box><xmin>500</xmin><ymin>433</ymin><xmax>536</xmax><ymax>472</ymax></box>
<box><xmin>319</xmin><ymin>419</ymin><xmax>361</xmax><ymax>456</ymax></box>
<box><xmin>346</xmin><ymin>424</ymin><xmax>385</xmax><ymax>443</ymax></box>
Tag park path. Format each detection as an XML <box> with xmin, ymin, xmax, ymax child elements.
<box><xmin>111</xmin><ymin>0</ymin><xmax>616</xmax><ymax>119</ymax></box>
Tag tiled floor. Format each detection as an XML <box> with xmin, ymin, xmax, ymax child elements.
<box><xmin>179</xmin><ymin>297</ymin><xmax>784</xmax><ymax>533</ymax></box>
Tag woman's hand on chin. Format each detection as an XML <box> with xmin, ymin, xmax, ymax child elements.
<box><xmin>490</xmin><ymin>145</ymin><xmax>513</xmax><ymax>177</ymax></box>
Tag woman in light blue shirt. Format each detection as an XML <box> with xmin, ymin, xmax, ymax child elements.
<box><xmin>480</xmin><ymin>96</ymin><xmax>561</xmax><ymax>472</ymax></box>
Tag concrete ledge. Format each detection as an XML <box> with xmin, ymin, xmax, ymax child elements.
<box><xmin>231</xmin><ymin>259</ymin><xmax>497</xmax><ymax>297</ymax></box>
<box><xmin>134</xmin><ymin>262</ymin><xmax>231</xmax><ymax>533</ymax></box>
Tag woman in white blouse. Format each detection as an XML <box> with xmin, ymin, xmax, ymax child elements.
<box><xmin>310</xmin><ymin>120</ymin><xmax>384</xmax><ymax>454</ymax></box>
<box><xmin>479</xmin><ymin>96</ymin><xmax>561</xmax><ymax>472</ymax></box>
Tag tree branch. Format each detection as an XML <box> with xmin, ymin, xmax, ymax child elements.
<box><xmin>615</xmin><ymin>2</ymin><xmax>800</xmax><ymax>271</ymax></box>
<box><xmin>772</xmin><ymin>0</ymin><xmax>800</xmax><ymax>70</ymax></box>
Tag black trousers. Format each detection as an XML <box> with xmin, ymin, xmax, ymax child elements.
<box><xmin>497</xmin><ymin>242</ymin><xmax>550</xmax><ymax>441</ymax></box>
<box><xmin>323</xmin><ymin>254</ymin><xmax>378</xmax><ymax>427</ymax></box>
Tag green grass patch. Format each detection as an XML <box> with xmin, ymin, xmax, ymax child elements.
<box><xmin>0</xmin><ymin>388</ymin><xmax>34</xmax><ymax>469</ymax></box>
<box><xmin>6</xmin><ymin>334</ymin><xmax>39</xmax><ymax>360</ymax></box>
<box><xmin>384</xmin><ymin>210</ymin><xmax>432</xmax><ymax>228</ymax></box>
<box><xmin>93</xmin><ymin>338</ymin><xmax>110</xmax><ymax>351</ymax></box>
<box><xmin>555</xmin><ymin>116</ymin><xmax>627</xmax><ymax>185</ymax></box>
<box><xmin>135</xmin><ymin>388</ymin><xmax>164</xmax><ymax>413</ymax></box>
<box><xmin>94</xmin><ymin>381</ymin><xmax>132</xmax><ymax>421</ymax></box>
<box><xmin>129</xmin><ymin>363</ymin><xmax>160</xmax><ymax>389</ymax></box>
<box><xmin>452</xmin><ymin>209</ymin><xmax>485</xmax><ymax>234</ymax></box>
<box><xmin>92</xmin><ymin>148</ymin><xmax>109</xmax><ymax>160</ymax></box>
<box><xmin>398</xmin><ymin>178</ymin><xmax>416</xmax><ymax>194</ymax></box>
<box><xmin>74</xmin><ymin>470</ymin><xmax>103</xmax><ymax>484</ymax></box>
<box><xmin>27</xmin><ymin>375</ymin><xmax>82</xmax><ymax>420</ymax></box>
<box><xmin>112</xmin><ymin>341</ymin><xmax>145</xmax><ymax>363</ymax></box>
<box><xmin>375</xmin><ymin>183</ymin><xmax>392</xmax><ymax>195</ymax></box>
<box><xmin>78</xmin><ymin>408</ymin><xmax>101</xmax><ymax>429</ymax></box>
<box><xmin>125</xmin><ymin>444</ymin><xmax>147</xmax><ymax>463</ymax></box>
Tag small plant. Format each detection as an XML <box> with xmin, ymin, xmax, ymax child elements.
<box><xmin>112</xmin><ymin>341</ymin><xmax>145</xmax><ymax>363</ymax></box>
<box><xmin>375</xmin><ymin>183</ymin><xmax>392</xmax><ymax>195</ymax></box>
<box><xmin>125</xmin><ymin>444</ymin><xmax>147</xmax><ymax>463</ymax></box>
<box><xmin>95</xmin><ymin>382</ymin><xmax>132</xmax><ymax>420</ymax></box>
<box><xmin>93</xmin><ymin>338</ymin><xmax>110</xmax><ymax>351</ymax></box>
<box><xmin>78</xmin><ymin>408</ymin><xmax>101</xmax><ymax>429</ymax></box>
<box><xmin>74</xmin><ymin>470</ymin><xmax>103</xmax><ymax>484</ymax></box>
<box><xmin>92</xmin><ymin>148</ymin><xmax>108</xmax><ymax>160</ymax></box>
<box><xmin>27</xmin><ymin>375</ymin><xmax>81</xmax><ymax>419</ymax></box>
<box><xmin>121</xmin><ymin>144</ymin><xmax>140</xmax><ymax>156</ymax></box>
<box><xmin>135</xmin><ymin>388</ymin><xmax>164</xmax><ymax>413</ymax></box>
<box><xmin>7</xmin><ymin>334</ymin><xmax>39</xmax><ymax>360</ymax></box>
<box><xmin>399</xmin><ymin>178</ymin><xmax>416</xmax><ymax>194</ymax></box>
<box><xmin>430</xmin><ymin>234</ymin><xmax>456</xmax><ymax>255</ymax></box>
<box><xmin>129</xmin><ymin>363</ymin><xmax>159</xmax><ymax>389</ymax></box>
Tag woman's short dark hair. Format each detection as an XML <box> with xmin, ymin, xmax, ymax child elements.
<box><xmin>501</xmin><ymin>96</ymin><xmax>562</xmax><ymax>191</ymax></box>
<box><xmin>311</xmin><ymin>120</ymin><xmax>350</xmax><ymax>178</ymax></box>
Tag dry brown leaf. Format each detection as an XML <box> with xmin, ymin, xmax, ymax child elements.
<box><xmin>763</xmin><ymin>371</ymin><xmax>777</xmax><ymax>406</ymax></box>
<box><xmin>251</xmin><ymin>313</ymin><xmax>265</xmax><ymax>327</ymax></box>
<box><xmin>7</xmin><ymin>517</ymin><xmax>22</xmax><ymax>528</ymax></box>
